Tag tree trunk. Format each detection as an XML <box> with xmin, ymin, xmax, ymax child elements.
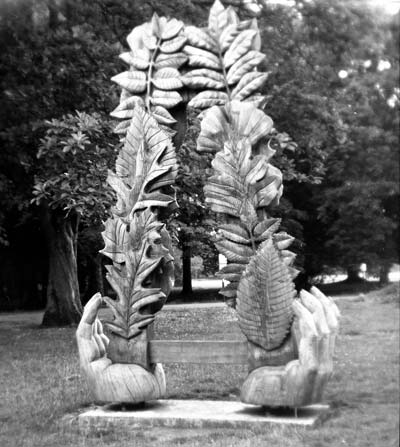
<box><xmin>379</xmin><ymin>262</ymin><xmax>391</xmax><ymax>285</ymax></box>
<box><xmin>41</xmin><ymin>206</ymin><xmax>82</xmax><ymax>326</ymax></box>
<box><xmin>346</xmin><ymin>264</ymin><xmax>363</xmax><ymax>283</ymax></box>
<box><xmin>94</xmin><ymin>252</ymin><xmax>105</xmax><ymax>296</ymax></box>
<box><xmin>181</xmin><ymin>241</ymin><xmax>193</xmax><ymax>297</ymax></box>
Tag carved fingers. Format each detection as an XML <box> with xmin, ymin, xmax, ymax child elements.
<box><xmin>296</xmin><ymin>288</ymin><xmax>340</xmax><ymax>402</ymax></box>
<box><xmin>92</xmin><ymin>319</ymin><xmax>110</xmax><ymax>358</ymax></box>
<box><xmin>310</xmin><ymin>286</ymin><xmax>340</xmax><ymax>332</ymax></box>
<box><xmin>76</xmin><ymin>293</ymin><xmax>110</xmax><ymax>367</ymax></box>
<box><xmin>241</xmin><ymin>288</ymin><xmax>340</xmax><ymax>408</ymax></box>
<box><xmin>77</xmin><ymin>293</ymin><xmax>166</xmax><ymax>403</ymax></box>
<box><xmin>76</xmin><ymin>292</ymin><xmax>103</xmax><ymax>340</ymax></box>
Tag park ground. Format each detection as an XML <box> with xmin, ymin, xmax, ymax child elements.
<box><xmin>0</xmin><ymin>284</ymin><xmax>398</xmax><ymax>447</ymax></box>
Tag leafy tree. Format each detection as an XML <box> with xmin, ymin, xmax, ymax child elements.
<box><xmin>248</xmin><ymin>0</ymin><xmax>399</xmax><ymax>284</ymax></box>
<box><xmin>2</xmin><ymin>0</ymin><xmax>396</xmax><ymax>318</ymax></box>
<box><xmin>170</xmin><ymin>112</ymin><xmax>218</xmax><ymax>295</ymax></box>
<box><xmin>0</xmin><ymin>0</ymin><xmax>120</xmax><ymax>311</ymax></box>
<box><xmin>0</xmin><ymin>0</ymin><xmax>209</xmax><ymax>312</ymax></box>
<box><xmin>316</xmin><ymin>12</ymin><xmax>399</xmax><ymax>283</ymax></box>
<box><xmin>32</xmin><ymin>112</ymin><xmax>117</xmax><ymax>325</ymax></box>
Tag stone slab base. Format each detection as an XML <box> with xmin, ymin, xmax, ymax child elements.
<box><xmin>78</xmin><ymin>400</ymin><xmax>330</xmax><ymax>433</ymax></box>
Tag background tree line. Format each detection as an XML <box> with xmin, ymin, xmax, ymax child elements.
<box><xmin>0</xmin><ymin>0</ymin><xmax>398</xmax><ymax>324</ymax></box>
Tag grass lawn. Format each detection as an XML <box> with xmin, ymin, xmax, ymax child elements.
<box><xmin>0</xmin><ymin>286</ymin><xmax>398</xmax><ymax>447</ymax></box>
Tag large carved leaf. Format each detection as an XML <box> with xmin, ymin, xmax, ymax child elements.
<box><xmin>236</xmin><ymin>239</ymin><xmax>295</xmax><ymax>350</ymax></box>
<box><xmin>103</xmin><ymin>210</ymin><xmax>173</xmax><ymax>339</ymax></box>
<box><xmin>197</xmin><ymin>101</ymin><xmax>273</xmax><ymax>154</ymax></box>
<box><xmin>100</xmin><ymin>217</ymin><xmax>129</xmax><ymax>264</ymax></box>
<box><xmin>201</xmin><ymin>101</ymin><xmax>297</xmax><ymax>303</ymax></box>
<box><xmin>108</xmin><ymin>106</ymin><xmax>177</xmax><ymax>220</ymax></box>
<box><xmin>111</xmin><ymin>14</ymin><xmax>186</xmax><ymax>137</ymax></box>
<box><xmin>183</xmin><ymin>0</ymin><xmax>268</xmax><ymax>110</ymax></box>
<box><xmin>203</xmin><ymin>104</ymin><xmax>281</xmax><ymax>222</ymax></box>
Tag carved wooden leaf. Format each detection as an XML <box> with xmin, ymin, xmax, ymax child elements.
<box><xmin>110</xmin><ymin>96</ymin><xmax>144</xmax><ymax>120</ymax></box>
<box><xmin>159</xmin><ymin>124</ymin><xmax>177</xmax><ymax>138</ymax></box>
<box><xmin>159</xmin><ymin>17</ymin><xmax>183</xmax><ymax>40</ymax></box>
<box><xmin>185</xmin><ymin>25</ymin><xmax>218</xmax><ymax>52</ymax></box>
<box><xmin>126</xmin><ymin>24</ymin><xmax>147</xmax><ymax>51</ymax></box>
<box><xmin>103</xmin><ymin>209</ymin><xmax>171</xmax><ymax>339</ymax></box>
<box><xmin>254</xmin><ymin>218</ymin><xmax>281</xmax><ymax>242</ymax></box>
<box><xmin>114</xmin><ymin>119</ymin><xmax>131</xmax><ymax>135</ymax></box>
<box><xmin>185</xmin><ymin>46</ymin><xmax>221</xmax><ymax>70</ymax></box>
<box><xmin>151</xmin><ymin>89</ymin><xmax>182</xmax><ymax>108</ymax></box>
<box><xmin>142</xmin><ymin>25</ymin><xmax>158</xmax><ymax>50</ymax></box>
<box><xmin>188</xmin><ymin>90</ymin><xmax>228</xmax><ymax>109</ymax></box>
<box><xmin>182</xmin><ymin>69</ymin><xmax>225</xmax><ymax>90</ymax></box>
<box><xmin>219</xmin><ymin>23</ymin><xmax>239</xmax><ymax>51</ymax></box>
<box><xmin>274</xmin><ymin>232</ymin><xmax>295</xmax><ymax>250</ymax></box>
<box><xmin>256</xmin><ymin>164</ymin><xmax>283</xmax><ymax>207</ymax></box>
<box><xmin>208</xmin><ymin>0</ymin><xmax>226</xmax><ymax>34</ymax></box>
<box><xmin>111</xmin><ymin>71</ymin><xmax>146</xmax><ymax>93</ymax></box>
<box><xmin>110</xmin><ymin>108</ymin><xmax>134</xmax><ymax>120</ymax></box>
<box><xmin>208</xmin><ymin>0</ymin><xmax>238</xmax><ymax>36</ymax></box>
<box><xmin>223</xmin><ymin>29</ymin><xmax>257</xmax><ymax>68</ymax></box>
<box><xmin>152</xmin><ymin>106</ymin><xmax>177</xmax><ymax>125</ymax></box>
<box><xmin>216</xmin><ymin>238</ymin><xmax>254</xmax><ymax>264</ymax></box>
<box><xmin>236</xmin><ymin>238</ymin><xmax>295</xmax><ymax>351</ymax></box>
<box><xmin>244</xmin><ymin>94</ymin><xmax>268</xmax><ymax>109</ymax></box>
<box><xmin>219</xmin><ymin>223</ymin><xmax>250</xmax><ymax>245</ymax></box>
<box><xmin>119</xmin><ymin>50</ymin><xmax>150</xmax><ymax>70</ymax></box>
<box><xmin>152</xmin><ymin>68</ymin><xmax>183</xmax><ymax>90</ymax></box>
<box><xmin>246</xmin><ymin>18</ymin><xmax>262</xmax><ymax>51</ymax></box>
<box><xmin>100</xmin><ymin>217</ymin><xmax>129</xmax><ymax>264</ymax></box>
<box><xmin>113</xmin><ymin>16</ymin><xmax>186</xmax><ymax>137</ymax></box>
<box><xmin>200</xmin><ymin>101</ymin><xmax>289</xmax><ymax>301</ymax></box>
<box><xmin>160</xmin><ymin>35</ymin><xmax>187</xmax><ymax>53</ymax></box>
<box><xmin>204</xmin><ymin>138</ymin><xmax>280</xmax><ymax>223</ymax></box>
<box><xmin>231</xmin><ymin>72</ymin><xmax>269</xmax><ymax>101</ymax></box>
<box><xmin>109</xmin><ymin>106</ymin><xmax>177</xmax><ymax>218</ymax></box>
<box><xmin>181</xmin><ymin>1</ymin><xmax>266</xmax><ymax>113</ymax></box>
<box><xmin>155</xmin><ymin>52</ymin><xmax>188</xmax><ymax>69</ymax></box>
<box><xmin>226</xmin><ymin>51</ymin><xmax>265</xmax><ymax>85</ymax></box>
<box><xmin>197</xmin><ymin>101</ymin><xmax>273</xmax><ymax>153</ymax></box>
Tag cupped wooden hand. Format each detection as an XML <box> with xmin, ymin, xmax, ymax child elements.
<box><xmin>76</xmin><ymin>293</ymin><xmax>166</xmax><ymax>403</ymax></box>
<box><xmin>241</xmin><ymin>287</ymin><xmax>340</xmax><ymax>407</ymax></box>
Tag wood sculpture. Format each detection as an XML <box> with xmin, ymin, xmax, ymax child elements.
<box><xmin>77</xmin><ymin>0</ymin><xmax>340</xmax><ymax>408</ymax></box>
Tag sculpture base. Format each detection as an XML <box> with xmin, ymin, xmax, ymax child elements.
<box><xmin>78</xmin><ymin>400</ymin><xmax>330</xmax><ymax>433</ymax></box>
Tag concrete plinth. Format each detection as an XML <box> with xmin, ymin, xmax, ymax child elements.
<box><xmin>78</xmin><ymin>400</ymin><xmax>330</xmax><ymax>433</ymax></box>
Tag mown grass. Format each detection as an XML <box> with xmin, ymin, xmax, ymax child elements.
<box><xmin>0</xmin><ymin>287</ymin><xmax>398</xmax><ymax>447</ymax></box>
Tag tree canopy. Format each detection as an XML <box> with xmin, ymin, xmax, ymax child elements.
<box><xmin>0</xmin><ymin>0</ymin><xmax>398</xmax><ymax>314</ymax></box>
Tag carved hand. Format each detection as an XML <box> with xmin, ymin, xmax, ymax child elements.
<box><xmin>241</xmin><ymin>287</ymin><xmax>340</xmax><ymax>407</ymax></box>
<box><xmin>76</xmin><ymin>293</ymin><xmax>166</xmax><ymax>403</ymax></box>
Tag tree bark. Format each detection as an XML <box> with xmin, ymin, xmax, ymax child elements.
<box><xmin>181</xmin><ymin>241</ymin><xmax>193</xmax><ymax>297</ymax></box>
<box><xmin>94</xmin><ymin>252</ymin><xmax>105</xmax><ymax>296</ymax></box>
<box><xmin>41</xmin><ymin>206</ymin><xmax>82</xmax><ymax>326</ymax></box>
<box><xmin>346</xmin><ymin>264</ymin><xmax>363</xmax><ymax>283</ymax></box>
<box><xmin>379</xmin><ymin>262</ymin><xmax>391</xmax><ymax>285</ymax></box>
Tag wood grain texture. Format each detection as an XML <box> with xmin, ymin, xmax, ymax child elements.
<box><xmin>183</xmin><ymin>1</ymin><xmax>268</xmax><ymax>111</ymax></box>
<box><xmin>236</xmin><ymin>239</ymin><xmax>295</xmax><ymax>352</ymax></box>
<box><xmin>100</xmin><ymin>105</ymin><xmax>177</xmax><ymax>363</ymax></box>
<box><xmin>88</xmin><ymin>363</ymin><xmax>166</xmax><ymax>404</ymax></box>
<box><xmin>111</xmin><ymin>14</ymin><xmax>186</xmax><ymax>138</ymax></box>
<box><xmin>240</xmin><ymin>288</ymin><xmax>340</xmax><ymax>408</ymax></box>
<box><xmin>77</xmin><ymin>294</ymin><xmax>166</xmax><ymax>403</ymax></box>
<box><xmin>148</xmin><ymin>340</ymin><xmax>248</xmax><ymax>364</ymax></box>
<box><xmin>200</xmin><ymin>101</ymin><xmax>291</xmax><ymax>304</ymax></box>
<box><xmin>106</xmin><ymin>329</ymin><xmax>150</xmax><ymax>367</ymax></box>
